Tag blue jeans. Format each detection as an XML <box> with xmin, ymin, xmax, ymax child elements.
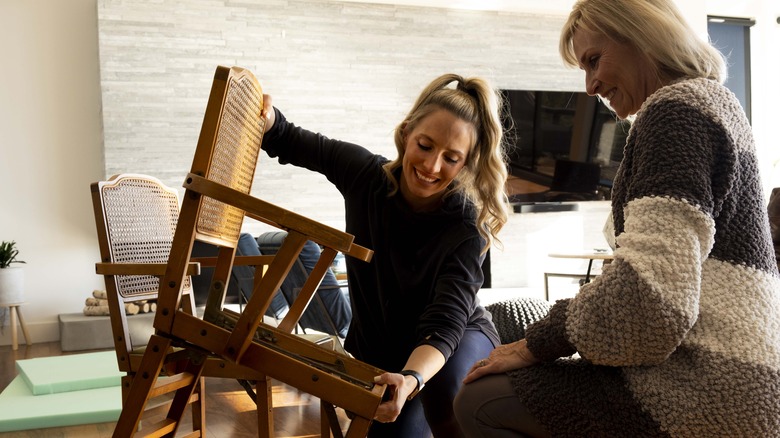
<box><xmin>368</xmin><ymin>329</ymin><xmax>496</xmax><ymax>438</ymax></box>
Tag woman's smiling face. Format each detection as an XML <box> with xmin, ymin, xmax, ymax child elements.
<box><xmin>572</xmin><ymin>27</ymin><xmax>663</xmax><ymax>119</ymax></box>
<box><xmin>399</xmin><ymin>108</ymin><xmax>474</xmax><ymax>212</ymax></box>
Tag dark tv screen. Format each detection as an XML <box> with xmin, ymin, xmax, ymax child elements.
<box><xmin>501</xmin><ymin>89</ymin><xmax>630</xmax><ymax>204</ymax></box>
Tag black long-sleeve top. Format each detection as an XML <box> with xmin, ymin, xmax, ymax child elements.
<box><xmin>262</xmin><ymin>109</ymin><xmax>500</xmax><ymax>371</ymax></box>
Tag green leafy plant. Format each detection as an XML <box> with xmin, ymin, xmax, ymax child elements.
<box><xmin>0</xmin><ymin>241</ymin><xmax>25</xmax><ymax>331</ymax></box>
<box><xmin>0</xmin><ymin>241</ymin><xmax>25</xmax><ymax>268</ymax></box>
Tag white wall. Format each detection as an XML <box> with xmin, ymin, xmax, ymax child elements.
<box><xmin>0</xmin><ymin>0</ymin><xmax>105</xmax><ymax>345</ymax></box>
<box><xmin>337</xmin><ymin>0</ymin><xmax>780</xmax><ymax>192</ymax></box>
<box><xmin>1</xmin><ymin>0</ymin><xmax>777</xmax><ymax>346</ymax></box>
<box><xmin>94</xmin><ymin>0</ymin><xmax>594</xmax><ymax>306</ymax></box>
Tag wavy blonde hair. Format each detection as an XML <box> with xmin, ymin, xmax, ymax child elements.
<box><xmin>382</xmin><ymin>73</ymin><xmax>509</xmax><ymax>253</ymax></box>
<box><xmin>559</xmin><ymin>0</ymin><xmax>726</xmax><ymax>84</ymax></box>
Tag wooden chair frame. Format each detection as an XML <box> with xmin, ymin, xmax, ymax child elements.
<box><xmin>111</xmin><ymin>66</ymin><xmax>385</xmax><ymax>438</ymax></box>
<box><xmin>91</xmin><ymin>173</ymin><xmax>277</xmax><ymax>436</ymax></box>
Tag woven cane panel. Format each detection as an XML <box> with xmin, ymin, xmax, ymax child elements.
<box><xmin>197</xmin><ymin>73</ymin><xmax>263</xmax><ymax>242</ymax></box>
<box><xmin>102</xmin><ymin>176</ymin><xmax>192</xmax><ymax>298</ymax></box>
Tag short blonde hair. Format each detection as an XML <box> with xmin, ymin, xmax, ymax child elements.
<box><xmin>560</xmin><ymin>0</ymin><xmax>726</xmax><ymax>84</ymax></box>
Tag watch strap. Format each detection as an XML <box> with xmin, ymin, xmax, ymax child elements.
<box><xmin>399</xmin><ymin>369</ymin><xmax>424</xmax><ymax>400</ymax></box>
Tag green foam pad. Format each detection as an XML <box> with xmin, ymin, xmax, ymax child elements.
<box><xmin>15</xmin><ymin>350</ymin><xmax>122</xmax><ymax>395</ymax></box>
<box><xmin>0</xmin><ymin>375</ymin><xmax>120</xmax><ymax>432</ymax></box>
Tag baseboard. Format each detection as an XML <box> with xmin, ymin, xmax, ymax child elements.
<box><xmin>0</xmin><ymin>319</ymin><xmax>59</xmax><ymax>348</ymax></box>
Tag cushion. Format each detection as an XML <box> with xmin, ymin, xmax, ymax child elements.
<box><xmin>485</xmin><ymin>297</ymin><xmax>552</xmax><ymax>344</ymax></box>
<box><xmin>16</xmin><ymin>351</ymin><xmax>122</xmax><ymax>395</ymax></box>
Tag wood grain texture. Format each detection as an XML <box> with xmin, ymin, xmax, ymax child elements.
<box><xmin>0</xmin><ymin>342</ymin><xmax>348</xmax><ymax>437</ymax></box>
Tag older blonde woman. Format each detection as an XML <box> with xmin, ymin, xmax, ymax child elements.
<box><xmin>454</xmin><ymin>0</ymin><xmax>780</xmax><ymax>436</ymax></box>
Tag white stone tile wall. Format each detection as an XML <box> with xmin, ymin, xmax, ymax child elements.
<box><xmin>98</xmin><ymin>0</ymin><xmax>605</xmax><ymax>291</ymax></box>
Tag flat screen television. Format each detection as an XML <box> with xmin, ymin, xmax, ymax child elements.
<box><xmin>501</xmin><ymin>89</ymin><xmax>631</xmax><ymax>207</ymax></box>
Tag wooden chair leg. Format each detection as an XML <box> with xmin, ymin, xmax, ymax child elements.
<box><xmin>257</xmin><ymin>375</ymin><xmax>273</xmax><ymax>438</ymax></box>
<box><xmin>322</xmin><ymin>402</ymin><xmax>343</xmax><ymax>438</ymax></box>
<box><xmin>114</xmin><ymin>336</ymin><xmax>171</xmax><ymax>436</ymax></box>
<box><xmin>321</xmin><ymin>402</ymin><xmax>328</xmax><ymax>438</ymax></box>
<box><xmin>113</xmin><ymin>335</ymin><xmax>205</xmax><ymax>437</ymax></box>
<box><xmin>344</xmin><ymin>415</ymin><xmax>373</xmax><ymax>438</ymax></box>
<box><xmin>191</xmin><ymin>377</ymin><xmax>206</xmax><ymax>433</ymax></box>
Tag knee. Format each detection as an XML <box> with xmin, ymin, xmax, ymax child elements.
<box><xmin>453</xmin><ymin>380</ymin><xmax>480</xmax><ymax>426</ymax></box>
<box><xmin>425</xmin><ymin>366</ymin><xmax>464</xmax><ymax>405</ymax></box>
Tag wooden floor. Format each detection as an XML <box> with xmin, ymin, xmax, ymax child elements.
<box><xmin>0</xmin><ymin>341</ymin><xmax>346</xmax><ymax>437</ymax></box>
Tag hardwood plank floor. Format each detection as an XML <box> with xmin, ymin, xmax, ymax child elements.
<box><xmin>0</xmin><ymin>342</ymin><xmax>346</xmax><ymax>437</ymax></box>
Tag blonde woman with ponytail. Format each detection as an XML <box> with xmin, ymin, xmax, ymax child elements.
<box><xmin>260</xmin><ymin>73</ymin><xmax>508</xmax><ymax>437</ymax></box>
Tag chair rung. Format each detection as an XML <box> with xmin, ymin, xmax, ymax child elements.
<box><xmin>136</xmin><ymin>418</ymin><xmax>177</xmax><ymax>437</ymax></box>
<box><xmin>177</xmin><ymin>431</ymin><xmax>203</xmax><ymax>438</ymax></box>
<box><xmin>149</xmin><ymin>373</ymin><xmax>196</xmax><ymax>398</ymax></box>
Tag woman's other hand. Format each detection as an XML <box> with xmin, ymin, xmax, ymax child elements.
<box><xmin>462</xmin><ymin>339</ymin><xmax>539</xmax><ymax>384</ymax></box>
<box><xmin>260</xmin><ymin>93</ymin><xmax>275</xmax><ymax>133</ymax></box>
<box><xmin>372</xmin><ymin>372</ymin><xmax>417</xmax><ymax>423</ymax></box>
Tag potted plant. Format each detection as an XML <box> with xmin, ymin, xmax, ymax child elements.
<box><xmin>0</xmin><ymin>241</ymin><xmax>26</xmax><ymax>329</ymax></box>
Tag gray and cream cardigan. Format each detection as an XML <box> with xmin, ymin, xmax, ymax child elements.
<box><xmin>512</xmin><ymin>77</ymin><xmax>780</xmax><ymax>437</ymax></box>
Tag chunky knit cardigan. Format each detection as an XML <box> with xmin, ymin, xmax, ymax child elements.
<box><xmin>512</xmin><ymin>78</ymin><xmax>780</xmax><ymax>437</ymax></box>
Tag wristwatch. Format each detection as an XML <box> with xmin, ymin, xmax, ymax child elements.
<box><xmin>399</xmin><ymin>369</ymin><xmax>425</xmax><ymax>400</ymax></box>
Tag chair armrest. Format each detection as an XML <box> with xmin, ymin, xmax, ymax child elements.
<box><xmin>95</xmin><ymin>262</ymin><xmax>201</xmax><ymax>276</ymax></box>
<box><xmin>184</xmin><ymin>174</ymin><xmax>373</xmax><ymax>262</ymax></box>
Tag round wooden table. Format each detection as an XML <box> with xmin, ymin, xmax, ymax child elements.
<box><xmin>544</xmin><ymin>251</ymin><xmax>614</xmax><ymax>300</ymax></box>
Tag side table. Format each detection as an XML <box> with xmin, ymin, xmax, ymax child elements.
<box><xmin>3</xmin><ymin>302</ymin><xmax>31</xmax><ymax>350</ymax></box>
<box><xmin>545</xmin><ymin>251</ymin><xmax>614</xmax><ymax>300</ymax></box>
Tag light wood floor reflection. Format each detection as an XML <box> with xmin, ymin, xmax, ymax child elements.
<box><xmin>0</xmin><ymin>342</ymin><xmax>349</xmax><ymax>437</ymax></box>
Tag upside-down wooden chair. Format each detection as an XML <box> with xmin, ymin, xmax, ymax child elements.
<box><xmin>112</xmin><ymin>65</ymin><xmax>386</xmax><ymax>438</ymax></box>
<box><xmin>91</xmin><ymin>173</ymin><xmax>280</xmax><ymax>436</ymax></box>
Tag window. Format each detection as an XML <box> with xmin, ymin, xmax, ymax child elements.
<box><xmin>708</xmin><ymin>16</ymin><xmax>754</xmax><ymax>122</ymax></box>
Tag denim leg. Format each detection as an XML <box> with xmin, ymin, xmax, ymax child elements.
<box><xmin>421</xmin><ymin>329</ymin><xmax>496</xmax><ymax>438</ymax></box>
<box><xmin>368</xmin><ymin>395</ymin><xmax>430</xmax><ymax>438</ymax></box>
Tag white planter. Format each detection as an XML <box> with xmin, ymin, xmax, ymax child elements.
<box><xmin>0</xmin><ymin>267</ymin><xmax>25</xmax><ymax>304</ymax></box>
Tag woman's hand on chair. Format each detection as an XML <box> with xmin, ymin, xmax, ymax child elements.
<box><xmin>371</xmin><ymin>372</ymin><xmax>416</xmax><ymax>423</ymax></box>
<box><xmin>260</xmin><ymin>94</ymin><xmax>276</xmax><ymax>133</ymax></box>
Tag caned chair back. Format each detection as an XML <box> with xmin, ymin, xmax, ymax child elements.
<box><xmin>114</xmin><ymin>66</ymin><xmax>384</xmax><ymax>438</ymax></box>
<box><xmin>192</xmin><ymin>67</ymin><xmax>264</xmax><ymax>245</ymax></box>
<box><xmin>95</xmin><ymin>174</ymin><xmax>192</xmax><ymax>301</ymax></box>
<box><xmin>91</xmin><ymin>173</ymin><xmax>196</xmax><ymax>359</ymax></box>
